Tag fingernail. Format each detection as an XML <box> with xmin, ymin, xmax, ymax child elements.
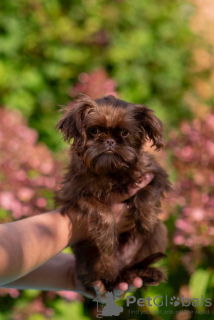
<box><xmin>113</xmin><ymin>283</ymin><xmax>128</xmax><ymax>301</ymax></box>
<box><xmin>118</xmin><ymin>283</ymin><xmax>128</xmax><ymax>291</ymax></box>
<box><xmin>146</xmin><ymin>173</ymin><xmax>154</xmax><ymax>181</ymax></box>
<box><xmin>133</xmin><ymin>278</ymin><xmax>143</xmax><ymax>288</ymax></box>
<box><xmin>94</xmin><ymin>281</ymin><xmax>104</xmax><ymax>292</ymax></box>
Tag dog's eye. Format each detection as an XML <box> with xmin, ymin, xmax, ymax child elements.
<box><xmin>89</xmin><ymin>127</ymin><xmax>99</xmax><ymax>135</ymax></box>
<box><xmin>121</xmin><ymin>129</ymin><xmax>129</xmax><ymax>137</ymax></box>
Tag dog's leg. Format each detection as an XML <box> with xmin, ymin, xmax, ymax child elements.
<box><xmin>102</xmin><ymin>252</ymin><xmax>167</xmax><ymax>291</ymax></box>
<box><xmin>106</xmin><ymin>221</ymin><xmax>168</xmax><ymax>290</ymax></box>
<box><xmin>73</xmin><ymin>242</ymin><xmax>101</xmax><ymax>289</ymax></box>
<box><xmin>120</xmin><ymin>266</ymin><xmax>166</xmax><ymax>285</ymax></box>
<box><xmin>73</xmin><ymin>242</ymin><xmax>119</xmax><ymax>290</ymax></box>
<box><xmin>76</xmin><ymin>197</ymin><xmax>117</xmax><ymax>255</ymax></box>
<box><xmin>130</xmin><ymin>172</ymin><xmax>169</xmax><ymax>233</ymax></box>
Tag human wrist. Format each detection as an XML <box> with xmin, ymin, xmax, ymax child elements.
<box><xmin>51</xmin><ymin>253</ymin><xmax>76</xmax><ymax>291</ymax></box>
<box><xmin>48</xmin><ymin>209</ymin><xmax>72</xmax><ymax>248</ymax></box>
<box><xmin>49</xmin><ymin>208</ymin><xmax>86</xmax><ymax>247</ymax></box>
<box><xmin>63</xmin><ymin>210</ymin><xmax>89</xmax><ymax>246</ymax></box>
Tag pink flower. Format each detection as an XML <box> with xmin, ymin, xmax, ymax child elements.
<box><xmin>175</xmin><ymin>219</ymin><xmax>194</xmax><ymax>233</ymax></box>
<box><xmin>0</xmin><ymin>108</ymin><xmax>61</xmax><ymax>219</ymax></box>
<box><xmin>36</xmin><ymin>198</ymin><xmax>47</xmax><ymax>208</ymax></box>
<box><xmin>0</xmin><ymin>192</ymin><xmax>15</xmax><ymax>209</ymax></box>
<box><xmin>191</xmin><ymin>208</ymin><xmax>205</xmax><ymax>221</ymax></box>
<box><xmin>170</xmin><ymin>112</ymin><xmax>214</xmax><ymax>249</ymax></box>
<box><xmin>174</xmin><ymin>234</ymin><xmax>185</xmax><ymax>245</ymax></box>
<box><xmin>17</xmin><ymin>188</ymin><xmax>34</xmax><ymax>202</ymax></box>
<box><xmin>8</xmin><ymin>289</ymin><xmax>20</xmax><ymax>298</ymax></box>
<box><xmin>57</xmin><ymin>291</ymin><xmax>83</xmax><ymax>302</ymax></box>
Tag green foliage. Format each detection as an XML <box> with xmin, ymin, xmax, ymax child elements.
<box><xmin>27</xmin><ymin>315</ymin><xmax>46</xmax><ymax>320</ymax></box>
<box><xmin>51</xmin><ymin>300</ymin><xmax>91</xmax><ymax>320</ymax></box>
<box><xmin>189</xmin><ymin>269</ymin><xmax>213</xmax><ymax>310</ymax></box>
<box><xmin>0</xmin><ymin>0</ymin><xmax>195</xmax><ymax>151</ymax></box>
<box><xmin>0</xmin><ymin>209</ymin><xmax>9</xmax><ymax>220</ymax></box>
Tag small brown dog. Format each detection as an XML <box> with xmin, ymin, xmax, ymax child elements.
<box><xmin>55</xmin><ymin>94</ymin><xmax>171</xmax><ymax>291</ymax></box>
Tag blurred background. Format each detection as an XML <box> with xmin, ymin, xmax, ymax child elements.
<box><xmin>0</xmin><ymin>0</ymin><xmax>214</xmax><ymax>319</ymax></box>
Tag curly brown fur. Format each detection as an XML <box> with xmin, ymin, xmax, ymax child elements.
<box><xmin>55</xmin><ymin>94</ymin><xmax>171</xmax><ymax>291</ymax></box>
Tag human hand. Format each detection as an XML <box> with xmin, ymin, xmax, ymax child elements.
<box><xmin>91</xmin><ymin>275</ymin><xmax>159</xmax><ymax>303</ymax></box>
<box><xmin>93</xmin><ymin>278</ymin><xmax>143</xmax><ymax>303</ymax></box>
<box><xmin>67</xmin><ymin>173</ymin><xmax>154</xmax><ymax>244</ymax></box>
<box><xmin>72</xmin><ymin>264</ymin><xmax>143</xmax><ymax>302</ymax></box>
<box><xmin>77</xmin><ymin>277</ymin><xmax>158</xmax><ymax>303</ymax></box>
<box><xmin>110</xmin><ymin>173</ymin><xmax>154</xmax><ymax>234</ymax></box>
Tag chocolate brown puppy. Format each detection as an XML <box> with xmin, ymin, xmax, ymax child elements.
<box><xmin>55</xmin><ymin>94</ymin><xmax>171</xmax><ymax>291</ymax></box>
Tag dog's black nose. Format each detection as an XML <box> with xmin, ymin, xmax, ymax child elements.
<box><xmin>105</xmin><ymin>138</ymin><xmax>116</xmax><ymax>147</ymax></box>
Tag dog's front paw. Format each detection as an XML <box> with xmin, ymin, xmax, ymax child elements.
<box><xmin>139</xmin><ymin>267</ymin><xmax>167</xmax><ymax>284</ymax></box>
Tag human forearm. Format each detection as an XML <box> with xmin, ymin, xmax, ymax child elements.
<box><xmin>1</xmin><ymin>253</ymin><xmax>75</xmax><ymax>291</ymax></box>
<box><xmin>0</xmin><ymin>209</ymin><xmax>81</xmax><ymax>285</ymax></box>
<box><xmin>1</xmin><ymin>252</ymin><xmax>144</xmax><ymax>302</ymax></box>
<box><xmin>0</xmin><ymin>174</ymin><xmax>153</xmax><ymax>288</ymax></box>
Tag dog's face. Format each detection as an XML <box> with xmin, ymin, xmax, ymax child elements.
<box><xmin>57</xmin><ymin>95</ymin><xmax>163</xmax><ymax>174</ymax></box>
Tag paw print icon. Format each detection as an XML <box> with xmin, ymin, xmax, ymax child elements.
<box><xmin>170</xmin><ymin>296</ymin><xmax>180</xmax><ymax>307</ymax></box>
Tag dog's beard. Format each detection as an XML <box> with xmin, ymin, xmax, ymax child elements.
<box><xmin>82</xmin><ymin>144</ymin><xmax>139</xmax><ymax>174</ymax></box>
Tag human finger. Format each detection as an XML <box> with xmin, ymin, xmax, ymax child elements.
<box><xmin>127</xmin><ymin>277</ymin><xmax>143</xmax><ymax>291</ymax></box>
<box><xmin>111</xmin><ymin>173</ymin><xmax>154</xmax><ymax>203</ymax></box>
<box><xmin>111</xmin><ymin>202</ymin><xmax>135</xmax><ymax>233</ymax></box>
<box><xmin>93</xmin><ymin>281</ymin><xmax>107</xmax><ymax>303</ymax></box>
<box><xmin>113</xmin><ymin>282</ymin><xmax>128</xmax><ymax>300</ymax></box>
<box><xmin>127</xmin><ymin>173</ymin><xmax>154</xmax><ymax>198</ymax></box>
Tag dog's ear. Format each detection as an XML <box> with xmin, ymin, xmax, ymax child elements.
<box><xmin>56</xmin><ymin>94</ymin><xmax>97</xmax><ymax>149</ymax></box>
<box><xmin>134</xmin><ymin>105</ymin><xmax>164</xmax><ymax>150</ymax></box>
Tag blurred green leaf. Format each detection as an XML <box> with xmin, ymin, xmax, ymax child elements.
<box><xmin>23</xmin><ymin>290</ymin><xmax>40</xmax><ymax>300</ymax></box>
<box><xmin>0</xmin><ymin>208</ymin><xmax>9</xmax><ymax>219</ymax></box>
<box><xmin>27</xmin><ymin>314</ymin><xmax>46</xmax><ymax>320</ymax></box>
<box><xmin>189</xmin><ymin>268</ymin><xmax>212</xmax><ymax>308</ymax></box>
<box><xmin>54</xmin><ymin>300</ymin><xmax>91</xmax><ymax>320</ymax></box>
